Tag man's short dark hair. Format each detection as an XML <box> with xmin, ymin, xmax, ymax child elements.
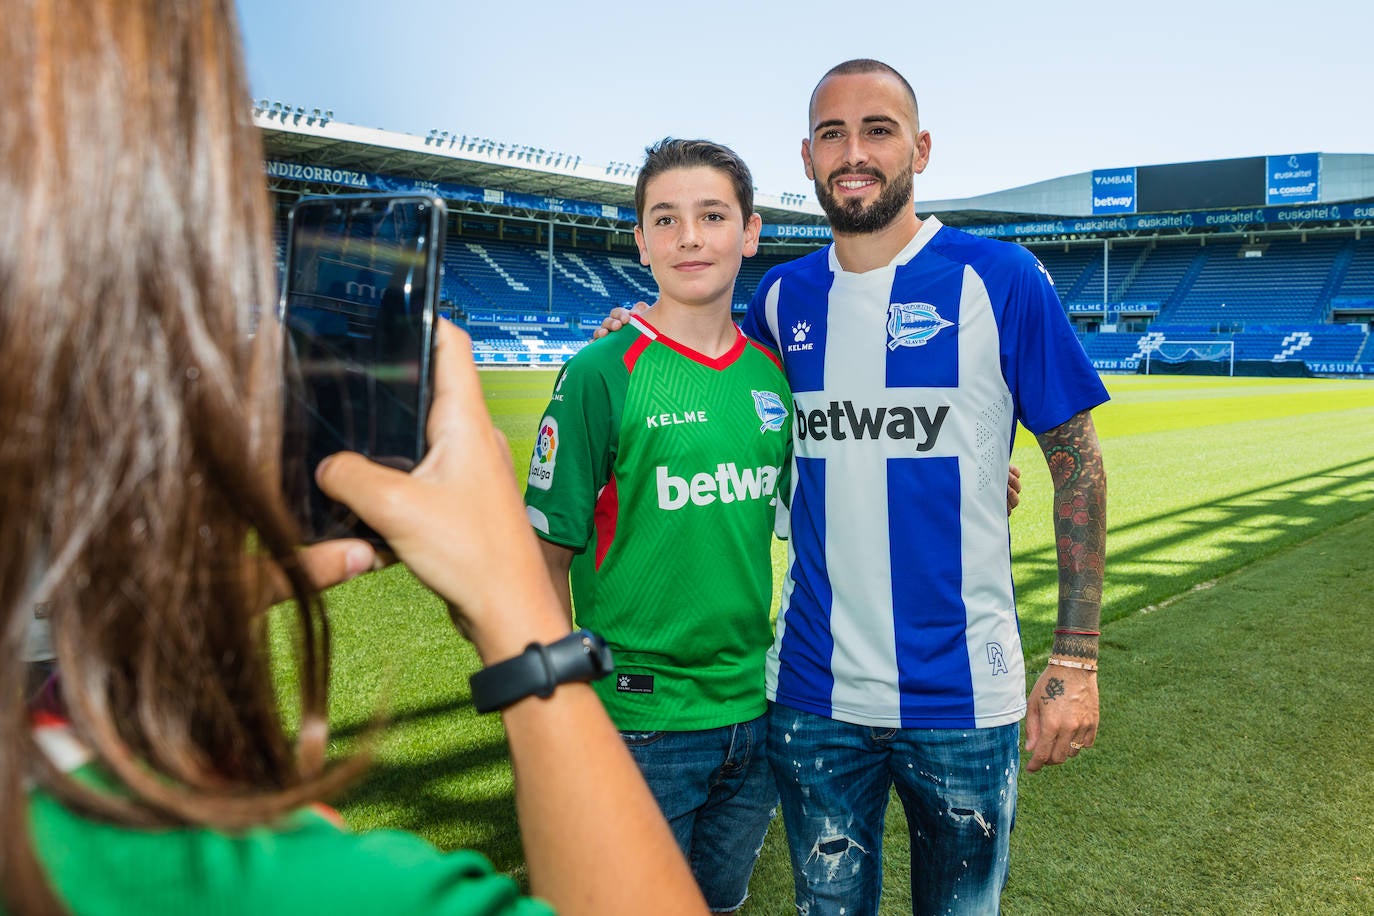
<box><xmin>634</xmin><ymin>138</ymin><xmax>755</xmax><ymax>225</ymax></box>
<box><xmin>809</xmin><ymin>58</ymin><xmax>920</xmax><ymax>127</ymax></box>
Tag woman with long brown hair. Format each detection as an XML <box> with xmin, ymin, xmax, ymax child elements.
<box><xmin>0</xmin><ymin>1</ymin><xmax>703</xmax><ymax>913</ymax></box>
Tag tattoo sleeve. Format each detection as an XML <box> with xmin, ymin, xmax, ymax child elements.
<box><xmin>1036</xmin><ymin>409</ymin><xmax>1106</xmax><ymax>663</ymax></box>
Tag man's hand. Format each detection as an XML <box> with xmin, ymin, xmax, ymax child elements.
<box><xmin>1024</xmin><ymin>664</ymin><xmax>1098</xmax><ymax>772</ymax></box>
<box><xmin>592</xmin><ymin>301</ymin><xmax>649</xmax><ymax>339</ymax></box>
<box><xmin>1006</xmin><ymin>464</ymin><xmax>1021</xmax><ymax>515</ymax></box>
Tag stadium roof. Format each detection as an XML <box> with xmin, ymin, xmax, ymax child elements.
<box><xmin>256</xmin><ymin>109</ymin><xmax>829</xmax><ymax>229</ymax></box>
<box><xmin>258</xmin><ymin>110</ymin><xmax>1374</xmax><ymax>244</ymax></box>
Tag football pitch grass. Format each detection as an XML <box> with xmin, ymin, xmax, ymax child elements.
<box><xmin>277</xmin><ymin>373</ymin><xmax>1374</xmax><ymax>914</ymax></box>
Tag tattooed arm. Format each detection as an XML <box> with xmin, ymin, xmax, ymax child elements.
<box><xmin>1024</xmin><ymin>409</ymin><xmax>1106</xmax><ymax>773</ymax></box>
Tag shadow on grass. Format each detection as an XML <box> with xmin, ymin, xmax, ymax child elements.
<box><xmin>1015</xmin><ymin>453</ymin><xmax>1374</xmax><ymax>651</ymax></box>
<box><xmin>1003</xmin><ymin>512</ymin><xmax>1374</xmax><ymax>914</ymax></box>
<box><xmin>329</xmin><ymin>693</ymin><xmax>482</xmax><ymax>742</ymax></box>
<box><xmin>325</xmin><ymin>694</ymin><xmax>526</xmax><ymax>871</ymax></box>
<box><xmin>335</xmin><ymin>741</ymin><xmax>523</xmax><ymax>866</ymax></box>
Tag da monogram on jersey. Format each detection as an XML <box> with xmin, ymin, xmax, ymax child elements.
<box><xmin>656</xmin><ymin>462</ymin><xmax>780</xmax><ymax>510</ymax></box>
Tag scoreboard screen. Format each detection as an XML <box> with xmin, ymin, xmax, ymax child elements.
<box><xmin>1137</xmin><ymin>157</ymin><xmax>1266</xmax><ymax>212</ymax></box>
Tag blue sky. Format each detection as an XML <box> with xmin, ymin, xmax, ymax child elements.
<box><xmin>236</xmin><ymin>0</ymin><xmax>1373</xmax><ymax>203</ymax></box>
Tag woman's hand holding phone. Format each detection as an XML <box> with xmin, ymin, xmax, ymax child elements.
<box><xmin>313</xmin><ymin>320</ymin><xmax>708</xmax><ymax>914</ymax></box>
<box><xmin>314</xmin><ymin>320</ymin><xmax>569</xmax><ymax>662</ymax></box>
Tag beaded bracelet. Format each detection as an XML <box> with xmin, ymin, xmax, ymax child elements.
<box><xmin>1048</xmin><ymin>657</ymin><xmax>1099</xmax><ymax>672</ymax></box>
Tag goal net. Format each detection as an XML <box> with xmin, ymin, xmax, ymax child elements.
<box><xmin>1143</xmin><ymin>339</ymin><xmax>1235</xmax><ymax>376</ymax></box>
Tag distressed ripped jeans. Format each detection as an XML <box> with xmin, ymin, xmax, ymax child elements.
<box><xmin>767</xmin><ymin>703</ymin><xmax>1018</xmax><ymax>916</ymax></box>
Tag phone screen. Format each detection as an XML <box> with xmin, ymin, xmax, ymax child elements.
<box><xmin>279</xmin><ymin>193</ymin><xmax>447</xmax><ymax>545</ymax></box>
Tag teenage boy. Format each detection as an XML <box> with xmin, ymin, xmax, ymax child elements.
<box><xmin>523</xmin><ymin>138</ymin><xmax>790</xmax><ymax>913</ymax></box>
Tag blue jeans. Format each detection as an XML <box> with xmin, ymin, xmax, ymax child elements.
<box><xmin>622</xmin><ymin>712</ymin><xmax>778</xmax><ymax>912</ymax></box>
<box><xmin>767</xmin><ymin>704</ymin><xmax>1019</xmax><ymax>916</ymax></box>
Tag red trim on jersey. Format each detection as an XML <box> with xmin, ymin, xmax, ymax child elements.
<box><xmin>309</xmin><ymin>802</ymin><xmax>348</xmax><ymax>829</ymax></box>
<box><xmin>623</xmin><ymin>333</ymin><xmax>653</xmax><ymax>373</ymax></box>
<box><xmin>29</xmin><ymin>710</ymin><xmax>350</xmax><ymax>825</ymax></box>
<box><xmin>629</xmin><ymin>315</ymin><xmax>747</xmax><ymax>371</ymax></box>
<box><xmin>747</xmin><ymin>337</ymin><xmax>784</xmax><ymax>372</ymax></box>
<box><xmin>593</xmin><ymin>474</ymin><xmax>620</xmax><ymax>569</ymax></box>
<box><xmin>32</xmin><ymin>709</ymin><xmax>66</xmax><ymax>729</ymax></box>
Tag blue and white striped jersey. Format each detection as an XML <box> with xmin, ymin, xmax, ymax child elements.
<box><xmin>743</xmin><ymin>216</ymin><xmax>1109</xmax><ymax>729</ymax></box>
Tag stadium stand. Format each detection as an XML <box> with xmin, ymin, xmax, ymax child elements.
<box><xmin>1158</xmin><ymin>236</ymin><xmax>1347</xmax><ymax>325</ymax></box>
<box><xmin>273</xmin><ymin>203</ymin><xmax>1374</xmax><ymax>373</ymax></box>
<box><xmin>258</xmin><ymin>116</ymin><xmax>1374</xmax><ymax>376</ymax></box>
<box><xmin>1335</xmin><ymin>238</ymin><xmax>1374</xmax><ymax>301</ymax></box>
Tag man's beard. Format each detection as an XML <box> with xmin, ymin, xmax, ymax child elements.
<box><xmin>814</xmin><ymin>166</ymin><xmax>914</xmax><ymax>234</ymax></box>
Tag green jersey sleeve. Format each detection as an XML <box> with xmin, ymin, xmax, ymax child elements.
<box><xmin>28</xmin><ymin>779</ymin><xmax>552</xmax><ymax>916</ymax></box>
<box><xmin>523</xmin><ymin>335</ymin><xmax>631</xmax><ymax>551</ymax></box>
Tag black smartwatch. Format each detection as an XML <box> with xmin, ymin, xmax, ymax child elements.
<box><xmin>469</xmin><ymin>629</ymin><xmax>614</xmax><ymax>714</ymax></box>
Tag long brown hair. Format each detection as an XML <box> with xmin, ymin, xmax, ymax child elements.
<box><xmin>1</xmin><ymin>1</ymin><xmax>349</xmax><ymax>911</ymax></box>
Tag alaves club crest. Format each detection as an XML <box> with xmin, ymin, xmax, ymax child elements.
<box><xmin>751</xmin><ymin>390</ymin><xmax>787</xmax><ymax>433</ymax></box>
<box><xmin>886</xmin><ymin>302</ymin><xmax>953</xmax><ymax>350</ymax></box>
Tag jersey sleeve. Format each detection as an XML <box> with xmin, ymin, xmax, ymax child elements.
<box><xmin>992</xmin><ymin>248</ymin><xmax>1110</xmax><ymax>434</ymax></box>
<box><xmin>773</xmin><ymin>385</ymin><xmax>794</xmax><ymax>540</ymax></box>
<box><xmin>275</xmin><ymin>822</ymin><xmax>554</xmax><ymax>916</ymax></box>
<box><xmin>773</xmin><ymin>450</ymin><xmax>792</xmax><ymax>540</ymax></box>
<box><xmin>741</xmin><ymin>272</ymin><xmax>782</xmax><ymax>352</ymax></box>
<box><xmin>29</xmin><ymin>785</ymin><xmax>553</xmax><ymax>916</ymax></box>
<box><xmin>523</xmin><ymin>354</ymin><xmax>621</xmax><ymax>552</ymax></box>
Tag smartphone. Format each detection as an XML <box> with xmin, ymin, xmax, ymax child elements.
<box><xmin>279</xmin><ymin>193</ymin><xmax>447</xmax><ymax>546</ymax></box>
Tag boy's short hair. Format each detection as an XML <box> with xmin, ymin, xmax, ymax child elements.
<box><xmin>634</xmin><ymin>138</ymin><xmax>755</xmax><ymax>225</ymax></box>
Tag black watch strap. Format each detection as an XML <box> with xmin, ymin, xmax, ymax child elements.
<box><xmin>469</xmin><ymin>629</ymin><xmax>614</xmax><ymax>714</ymax></box>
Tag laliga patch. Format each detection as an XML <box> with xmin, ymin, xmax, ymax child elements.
<box><xmin>886</xmin><ymin>301</ymin><xmax>953</xmax><ymax>350</ymax></box>
<box><xmin>527</xmin><ymin>415</ymin><xmax>559</xmax><ymax>491</ymax></box>
<box><xmin>616</xmin><ymin>673</ymin><xmax>654</xmax><ymax>694</ymax></box>
<box><xmin>752</xmin><ymin>389</ymin><xmax>787</xmax><ymax>433</ymax></box>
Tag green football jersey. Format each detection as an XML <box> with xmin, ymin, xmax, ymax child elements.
<box><xmin>524</xmin><ymin>315</ymin><xmax>791</xmax><ymax>731</ymax></box>
<box><xmin>21</xmin><ymin>719</ymin><xmax>551</xmax><ymax>916</ymax></box>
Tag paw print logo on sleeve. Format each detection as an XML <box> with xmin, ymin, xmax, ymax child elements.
<box><xmin>786</xmin><ymin>320</ymin><xmax>816</xmax><ymax>354</ymax></box>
